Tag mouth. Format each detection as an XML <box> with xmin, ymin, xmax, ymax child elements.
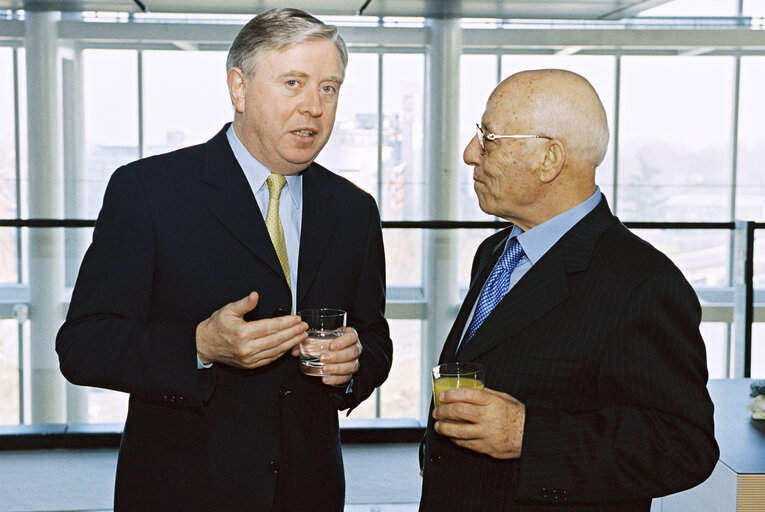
<box><xmin>292</xmin><ymin>129</ymin><xmax>317</xmax><ymax>137</ymax></box>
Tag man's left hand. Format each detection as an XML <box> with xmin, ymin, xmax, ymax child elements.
<box><xmin>291</xmin><ymin>327</ymin><xmax>362</xmax><ymax>386</ymax></box>
<box><xmin>432</xmin><ymin>387</ymin><xmax>525</xmax><ymax>459</ymax></box>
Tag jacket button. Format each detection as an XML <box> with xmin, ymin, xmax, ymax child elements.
<box><xmin>267</xmin><ymin>460</ymin><xmax>279</xmax><ymax>474</ymax></box>
<box><xmin>273</xmin><ymin>307</ymin><xmax>288</xmax><ymax>317</ymax></box>
<box><xmin>279</xmin><ymin>386</ymin><xmax>292</xmax><ymax>399</ymax></box>
<box><xmin>429</xmin><ymin>454</ymin><xmax>441</xmax><ymax>465</ymax></box>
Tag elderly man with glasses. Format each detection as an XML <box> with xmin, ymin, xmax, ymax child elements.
<box><xmin>419</xmin><ymin>69</ymin><xmax>718</xmax><ymax>512</ymax></box>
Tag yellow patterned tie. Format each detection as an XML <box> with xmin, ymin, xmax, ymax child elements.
<box><xmin>265</xmin><ymin>173</ymin><xmax>290</xmax><ymax>288</ymax></box>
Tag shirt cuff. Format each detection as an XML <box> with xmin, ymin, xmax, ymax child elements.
<box><xmin>332</xmin><ymin>376</ymin><xmax>354</xmax><ymax>394</ymax></box>
<box><xmin>197</xmin><ymin>355</ymin><xmax>213</xmax><ymax>370</ymax></box>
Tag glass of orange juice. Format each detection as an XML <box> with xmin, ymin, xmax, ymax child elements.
<box><xmin>431</xmin><ymin>362</ymin><xmax>485</xmax><ymax>408</ymax></box>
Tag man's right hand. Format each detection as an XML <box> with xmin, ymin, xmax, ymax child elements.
<box><xmin>195</xmin><ymin>292</ymin><xmax>308</xmax><ymax>369</ymax></box>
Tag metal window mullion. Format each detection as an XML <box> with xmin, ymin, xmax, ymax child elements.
<box><xmin>12</xmin><ymin>46</ymin><xmax>25</xmax><ymax>424</ymax></box>
<box><xmin>137</xmin><ymin>48</ymin><xmax>144</xmax><ymax>159</ymax></box>
<box><xmin>376</xmin><ymin>51</ymin><xmax>384</xmax><ymax>216</ymax></box>
<box><xmin>12</xmin><ymin>47</ymin><xmax>21</xmax><ymax>277</ymax></box>
<box><xmin>612</xmin><ymin>55</ymin><xmax>621</xmax><ymax>214</ymax></box>
<box><xmin>727</xmin><ymin>55</ymin><xmax>742</xmax><ymax>377</ymax></box>
<box><xmin>731</xmin><ymin>220</ymin><xmax>754</xmax><ymax>378</ymax></box>
<box><xmin>375</xmin><ymin>50</ymin><xmax>383</xmax><ymax>419</ymax></box>
<box><xmin>730</xmin><ymin>56</ymin><xmax>741</xmax><ymax>221</ymax></box>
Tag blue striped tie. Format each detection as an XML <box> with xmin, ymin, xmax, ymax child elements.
<box><xmin>462</xmin><ymin>238</ymin><xmax>525</xmax><ymax>345</ymax></box>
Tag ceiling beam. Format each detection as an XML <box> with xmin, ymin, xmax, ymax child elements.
<box><xmin>462</xmin><ymin>27</ymin><xmax>765</xmax><ymax>50</ymax></box>
<box><xmin>1</xmin><ymin>0</ymin><xmax>678</xmax><ymax>20</ymax></box>
<box><xmin>599</xmin><ymin>0</ymin><xmax>676</xmax><ymax>20</ymax></box>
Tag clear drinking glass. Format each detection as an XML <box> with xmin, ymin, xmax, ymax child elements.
<box><xmin>431</xmin><ymin>362</ymin><xmax>485</xmax><ymax>407</ymax></box>
<box><xmin>297</xmin><ymin>308</ymin><xmax>347</xmax><ymax>376</ymax></box>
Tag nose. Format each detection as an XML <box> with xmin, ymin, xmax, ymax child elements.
<box><xmin>300</xmin><ymin>88</ymin><xmax>323</xmax><ymax>117</ymax></box>
<box><xmin>464</xmin><ymin>135</ymin><xmax>481</xmax><ymax>166</ymax></box>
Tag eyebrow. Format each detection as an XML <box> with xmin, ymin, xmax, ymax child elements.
<box><xmin>276</xmin><ymin>71</ymin><xmax>344</xmax><ymax>84</ymax></box>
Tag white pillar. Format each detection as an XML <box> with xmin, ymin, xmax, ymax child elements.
<box><xmin>62</xmin><ymin>48</ymin><xmax>89</xmax><ymax>422</ymax></box>
<box><xmin>25</xmin><ymin>10</ymin><xmax>67</xmax><ymax>423</ymax></box>
<box><xmin>421</xmin><ymin>17</ymin><xmax>461</xmax><ymax>421</ymax></box>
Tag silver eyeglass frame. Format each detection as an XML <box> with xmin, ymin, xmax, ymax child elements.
<box><xmin>476</xmin><ymin>123</ymin><xmax>551</xmax><ymax>153</ymax></box>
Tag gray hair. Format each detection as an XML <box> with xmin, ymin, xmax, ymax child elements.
<box><xmin>226</xmin><ymin>8</ymin><xmax>348</xmax><ymax>78</ymax></box>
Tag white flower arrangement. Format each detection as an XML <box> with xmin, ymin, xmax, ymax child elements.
<box><xmin>747</xmin><ymin>381</ymin><xmax>765</xmax><ymax>420</ymax></box>
<box><xmin>747</xmin><ymin>395</ymin><xmax>765</xmax><ymax>420</ymax></box>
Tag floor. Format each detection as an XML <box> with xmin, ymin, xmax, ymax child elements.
<box><xmin>0</xmin><ymin>444</ymin><xmax>422</xmax><ymax>512</ymax></box>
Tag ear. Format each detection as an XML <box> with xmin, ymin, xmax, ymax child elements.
<box><xmin>227</xmin><ymin>67</ymin><xmax>246</xmax><ymax>114</ymax></box>
<box><xmin>538</xmin><ymin>140</ymin><xmax>565</xmax><ymax>184</ymax></box>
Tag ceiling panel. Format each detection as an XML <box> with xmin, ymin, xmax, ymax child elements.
<box><xmin>0</xmin><ymin>0</ymin><xmax>674</xmax><ymax>20</ymax></box>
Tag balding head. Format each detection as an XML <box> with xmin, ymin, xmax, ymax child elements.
<box><xmin>464</xmin><ymin>69</ymin><xmax>609</xmax><ymax>229</ymax></box>
<box><xmin>489</xmin><ymin>69</ymin><xmax>609</xmax><ymax>169</ymax></box>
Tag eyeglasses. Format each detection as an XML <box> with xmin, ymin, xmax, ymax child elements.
<box><xmin>475</xmin><ymin>123</ymin><xmax>551</xmax><ymax>153</ymax></box>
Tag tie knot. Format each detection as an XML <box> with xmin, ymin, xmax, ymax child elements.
<box><xmin>498</xmin><ymin>238</ymin><xmax>524</xmax><ymax>270</ymax></box>
<box><xmin>266</xmin><ymin>173</ymin><xmax>287</xmax><ymax>197</ymax></box>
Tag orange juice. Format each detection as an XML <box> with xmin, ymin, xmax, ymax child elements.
<box><xmin>433</xmin><ymin>377</ymin><xmax>484</xmax><ymax>407</ymax></box>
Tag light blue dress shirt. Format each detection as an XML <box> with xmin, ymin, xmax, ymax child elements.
<box><xmin>457</xmin><ymin>187</ymin><xmax>602</xmax><ymax>351</ymax></box>
<box><xmin>226</xmin><ymin>125</ymin><xmax>303</xmax><ymax>310</ymax></box>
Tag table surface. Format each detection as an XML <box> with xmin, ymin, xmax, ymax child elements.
<box><xmin>708</xmin><ymin>378</ymin><xmax>765</xmax><ymax>474</ymax></box>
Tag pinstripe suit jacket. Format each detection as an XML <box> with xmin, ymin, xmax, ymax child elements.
<box><xmin>419</xmin><ymin>197</ymin><xmax>718</xmax><ymax>512</ymax></box>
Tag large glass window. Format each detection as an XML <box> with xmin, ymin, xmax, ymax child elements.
<box><xmin>745</xmin><ymin>0</ymin><xmax>765</xmax><ymax>16</ymax></box>
<box><xmin>737</xmin><ymin>57</ymin><xmax>765</xmax><ymax>223</ymax></box>
<box><xmin>737</xmin><ymin>58</ymin><xmax>765</xmax><ymax>293</ymax></box>
<box><xmin>640</xmin><ymin>0</ymin><xmax>739</xmax><ymax>16</ymax></box>
<box><xmin>701</xmin><ymin>322</ymin><xmax>729</xmax><ymax>379</ymax></box>
<box><xmin>382</xmin><ymin>53</ymin><xmax>424</xmax><ymax>289</ymax></box>
<box><xmin>0</xmin><ymin>319</ymin><xmax>19</xmax><ymax>425</ymax></box>
<box><xmin>0</xmin><ymin>48</ymin><xmax>18</xmax><ymax>283</ymax></box>
<box><xmin>142</xmin><ymin>50</ymin><xmax>231</xmax><ymax>157</ymax></box>
<box><xmin>381</xmin><ymin>53</ymin><xmax>424</xmax><ymax>222</ymax></box>
<box><xmin>342</xmin><ymin>319</ymin><xmax>423</xmax><ymax>420</ymax></box>
<box><xmin>3</xmin><ymin>14</ymin><xmax>764</xmax><ymax>429</ymax></box>
<box><xmin>0</xmin><ymin>49</ymin><xmax>21</xmax><ymax>426</ymax></box>
<box><xmin>618</xmin><ymin>56</ymin><xmax>735</xmax><ymax>222</ymax></box>
<box><xmin>87</xmin><ymin>387</ymin><xmax>129</xmax><ymax>423</ymax></box>
<box><xmin>82</xmin><ymin>49</ymin><xmax>139</xmax><ymax>219</ymax></box>
<box><xmin>380</xmin><ymin>319</ymin><xmax>421</xmax><ymax>418</ymax></box>
<box><xmin>320</xmin><ymin>53</ymin><xmax>379</xmax><ymax>199</ymax></box>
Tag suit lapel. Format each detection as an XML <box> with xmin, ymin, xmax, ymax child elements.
<box><xmin>439</xmin><ymin>235</ymin><xmax>507</xmax><ymax>363</ymax></box>
<box><xmin>195</xmin><ymin>125</ymin><xmax>285</xmax><ymax>282</ymax></box>
<box><xmin>297</xmin><ymin>164</ymin><xmax>340</xmax><ymax>307</ymax></box>
<box><xmin>456</xmin><ymin>249</ymin><xmax>569</xmax><ymax>361</ymax></box>
<box><xmin>454</xmin><ymin>197</ymin><xmax>616</xmax><ymax>362</ymax></box>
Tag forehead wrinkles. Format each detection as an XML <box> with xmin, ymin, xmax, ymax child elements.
<box><xmin>486</xmin><ymin>86</ymin><xmax>536</xmax><ymax>133</ymax></box>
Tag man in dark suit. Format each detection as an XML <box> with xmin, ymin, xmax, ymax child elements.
<box><xmin>419</xmin><ymin>69</ymin><xmax>718</xmax><ymax>511</ymax></box>
<box><xmin>56</xmin><ymin>8</ymin><xmax>392</xmax><ymax>512</ymax></box>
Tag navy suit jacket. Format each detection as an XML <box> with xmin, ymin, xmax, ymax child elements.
<box><xmin>420</xmin><ymin>197</ymin><xmax>718</xmax><ymax>511</ymax></box>
<box><xmin>57</xmin><ymin>125</ymin><xmax>392</xmax><ymax>511</ymax></box>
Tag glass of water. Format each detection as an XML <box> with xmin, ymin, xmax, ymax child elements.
<box><xmin>297</xmin><ymin>308</ymin><xmax>347</xmax><ymax>376</ymax></box>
